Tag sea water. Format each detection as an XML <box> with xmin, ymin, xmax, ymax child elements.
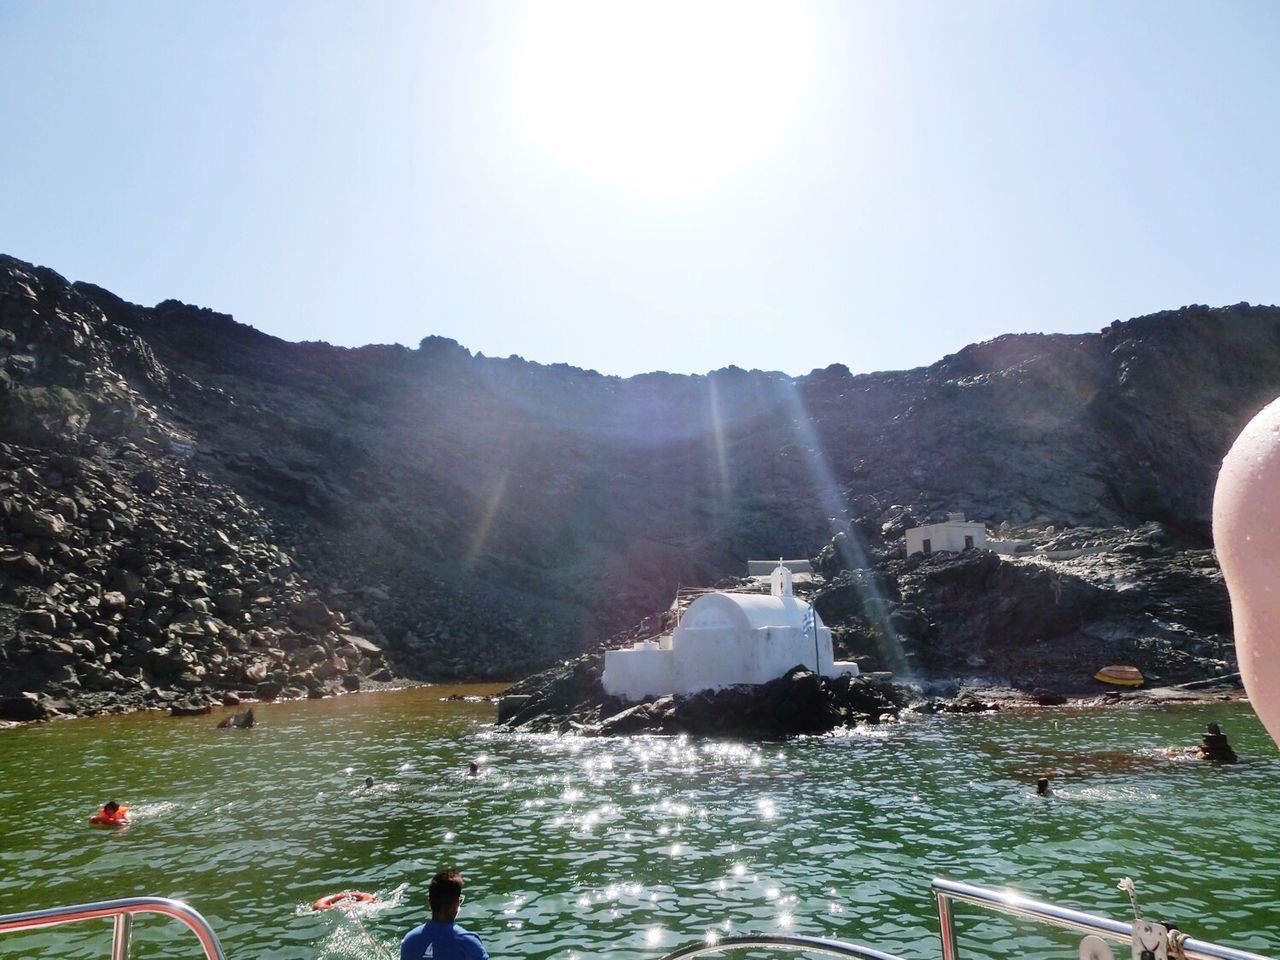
<box><xmin>0</xmin><ymin>688</ymin><xmax>1276</xmax><ymax>960</ymax></box>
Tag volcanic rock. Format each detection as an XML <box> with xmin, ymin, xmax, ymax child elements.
<box><xmin>1</xmin><ymin>253</ymin><xmax>1276</xmax><ymax>715</ymax></box>
<box><xmin>0</xmin><ymin>692</ymin><xmax>53</xmax><ymax>722</ymax></box>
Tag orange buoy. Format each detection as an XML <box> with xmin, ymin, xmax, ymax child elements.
<box><xmin>1094</xmin><ymin>664</ymin><xmax>1144</xmax><ymax>687</ymax></box>
<box><xmin>313</xmin><ymin>891</ymin><xmax>376</xmax><ymax>911</ymax></box>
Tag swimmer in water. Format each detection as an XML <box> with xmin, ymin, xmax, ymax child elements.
<box><xmin>90</xmin><ymin>800</ymin><xmax>130</xmax><ymax>825</ymax></box>
<box><xmin>365</xmin><ymin>776</ymin><xmax>375</xmax><ymax>788</ymax></box>
<box><xmin>1035</xmin><ymin>777</ymin><xmax>1053</xmax><ymax>797</ymax></box>
<box><xmin>466</xmin><ymin>762</ymin><xmax>479</xmax><ymax>777</ymax></box>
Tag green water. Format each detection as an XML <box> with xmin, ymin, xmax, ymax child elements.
<box><xmin>1</xmin><ymin>690</ymin><xmax>1278</xmax><ymax>960</ymax></box>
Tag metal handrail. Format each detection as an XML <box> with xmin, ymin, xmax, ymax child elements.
<box><xmin>933</xmin><ymin>878</ymin><xmax>1276</xmax><ymax>960</ymax></box>
<box><xmin>0</xmin><ymin>896</ymin><xmax>228</xmax><ymax>960</ymax></box>
<box><xmin>659</xmin><ymin>934</ymin><xmax>906</xmax><ymax>960</ymax></box>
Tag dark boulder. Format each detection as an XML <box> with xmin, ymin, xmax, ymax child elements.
<box><xmin>0</xmin><ymin>552</ymin><xmax>43</xmax><ymax>580</ymax></box>
<box><xmin>11</xmin><ymin>507</ymin><xmax>66</xmax><ymax>539</ymax></box>
<box><xmin>170</xmin><ymin>699</ymin><xmax>212</xmax><ymax>717</ymax></box>
<box><xmin>0</xmin><ymin>692</ymin><xmax>53</xmax><ymax>722</ymax></box>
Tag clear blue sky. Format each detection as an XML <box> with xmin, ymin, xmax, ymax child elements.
<box><xmin>2</xmin><ymin>1</ymin><xmax>1278</xmax><ymax>376</ymax></box>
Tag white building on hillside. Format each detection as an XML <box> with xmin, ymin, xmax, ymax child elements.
<box><xmin>905</xmin><ymin>513</ymin><xmax>986</xmax><ymax>557</ymax></box>
<box><xmin>602</xmin><ymin>562</ymin><xmax>859</xmax><ymax>703</ymax></box>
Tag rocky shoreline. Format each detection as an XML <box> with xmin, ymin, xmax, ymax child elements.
<box><xmin>0</xmin><ymin>664</ymin><xmax>1241</xmax><ymax>731</ymax></box>
<box><xmin>0</xmin><ymin>677</ymin><xmax>444</xmax><ymax>729</ymax></box>
<box><xmin>497</xmin><ymin>657</ymin><xmax>1244</xmax><ymax>738</ymax></box>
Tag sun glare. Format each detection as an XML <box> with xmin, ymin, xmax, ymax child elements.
<box><xmin>512</xmin><ymin>1</ymin><xmax>815</xmax><ymax>195</ymax></box>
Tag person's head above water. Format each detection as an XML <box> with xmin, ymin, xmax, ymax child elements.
<box><xmin>1035</xmin><ymin>778</ymin><xmax>1051</xmax><ymax>796</ymax></box>
<box><xmin>467</xmin><ymin>762</ymin><xmax>479</xmax><ymax>776</ymax></box>
<box><xmin>365</xmin><ymin>776</ymin><xmax>374</xmax><ymax>788</ymax></box>
<box><xmin>103</xmin><ymin>800</ymin><xmax>120</xmax><ymax>813</ymax></box>
<box><xmin>429</xmin><ymin>870</ymin><xmax>465</xmax><ymax>922</ymax></box>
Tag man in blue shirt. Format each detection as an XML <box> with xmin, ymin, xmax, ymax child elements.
<box><xmin>401</xmin><ymin>870</ymin><xmax>489</xmax><ymax>960</ymax></box>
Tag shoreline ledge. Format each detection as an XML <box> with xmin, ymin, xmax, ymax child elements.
<box><xmin>498</xmin><ymin>652</ymin><xmax>1244</xmax><ymax>737</ymax></box>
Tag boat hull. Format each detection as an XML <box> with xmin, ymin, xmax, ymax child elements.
<box><xmin>1094</xmin><ymin>665</ymin><xmax>1143</xmax><ymax>687</ymax></box>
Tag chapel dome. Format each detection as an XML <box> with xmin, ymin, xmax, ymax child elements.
<box><xmin>678</xmin><ymin>592</ymin><xmax>824</xmax><ymax>635</ymax></box>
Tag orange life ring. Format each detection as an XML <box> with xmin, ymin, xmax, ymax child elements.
<box><xmin>313</xmin><ymin>891</ymin><xmax>376</xmax><ymax>911</ymax></box>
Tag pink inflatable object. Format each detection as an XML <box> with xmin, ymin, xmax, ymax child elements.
<box><xmin>1214</xmin><ymin>397</ymin><xmax>1280</xmax><ymax>747</ymax></box>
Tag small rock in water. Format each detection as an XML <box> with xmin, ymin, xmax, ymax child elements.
<box><xmin>170</xmin><ymin>699</ymin><xmax>212</xmax><ymax>717</ymax></box>
<box><xmin>217</xmin><ymin>707</ymin><xmax>255</xmax><ymax>728</ymax></box>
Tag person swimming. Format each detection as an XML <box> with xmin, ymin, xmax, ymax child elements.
<box><xmin>1035</xmin><ymin>777</ymin><xmax>1053</xmax><ymax>797</ymax></box>
<box><xmin>365</xmin><ymin>776</ymin><xmax>375</xmax><ymax>788</ymax></box>
<box><xmin>466</xmin><ymin>762</ymin><xmax>479</xmax><ymax>777</ymax></box>
<box><xmin>90</xmin><ymin>800</ymin><xmax>130</xmax><ymax>825</ymax></box>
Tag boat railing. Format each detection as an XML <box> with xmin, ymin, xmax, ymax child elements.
<box><xmin>933</xmin><ymin>878</ymin><xmax>1275</xmax><ymax>960</ymax></box>
<box><xmin>658</xmin><ymin>933</ymin><xmax>907</xmax><ymax>960</ymax></box>
<box><xmin>657</xmin><ymin>880</ymin><xmax>1274</xmax><ymax>960</ymax></box>
<box><xmin>4</xmin><ymin>880</ymin><xmax>1273</xmax><ymax>960</ymax></box>
<box><xmin>0</xmin><ymin>895</ymin><xmax>228</xmax><ymax>960</ymax></box>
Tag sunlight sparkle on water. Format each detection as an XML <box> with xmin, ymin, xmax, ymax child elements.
<box><xmin>7</xmin><ymin>689</ymin><xmax>1276</xmax><ymax>960</ymax></box>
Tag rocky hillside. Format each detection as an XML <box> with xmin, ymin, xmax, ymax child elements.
<box><xmin>2</xmin><ymin>252</ymin><xmax>1278</xmax><ymax>715</ymax></box>
<box><xmin>812</xmin><ymin>522</ymin><xmax>1231</xmax><ymax>689</ymax></box>
<box><xmin>0</xmin><ymin>441</ymin><xmax>390</xmax><ymax>719</ymax></box>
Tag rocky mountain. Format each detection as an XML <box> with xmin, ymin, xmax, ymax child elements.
<box><xmin>2</xmin><ymin>252</ymin><xmax>1278</xmax><ymax>716</ymax></box>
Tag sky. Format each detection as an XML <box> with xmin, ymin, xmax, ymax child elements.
<box><xmin>1</xmin><ymin>1</ymin><xmax>1278</xmax><ymax>378</ymax></box>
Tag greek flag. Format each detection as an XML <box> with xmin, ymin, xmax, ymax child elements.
<box><xmin>801</xmin><ymin>603</ymin><xmax>815</xmax><ymax>635</ymax></box>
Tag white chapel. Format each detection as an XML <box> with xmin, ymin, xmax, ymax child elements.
<box><xmin>602</xmin><ymin>562</ymin><xmax>860</xmax><ymax>702</ymax></box>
